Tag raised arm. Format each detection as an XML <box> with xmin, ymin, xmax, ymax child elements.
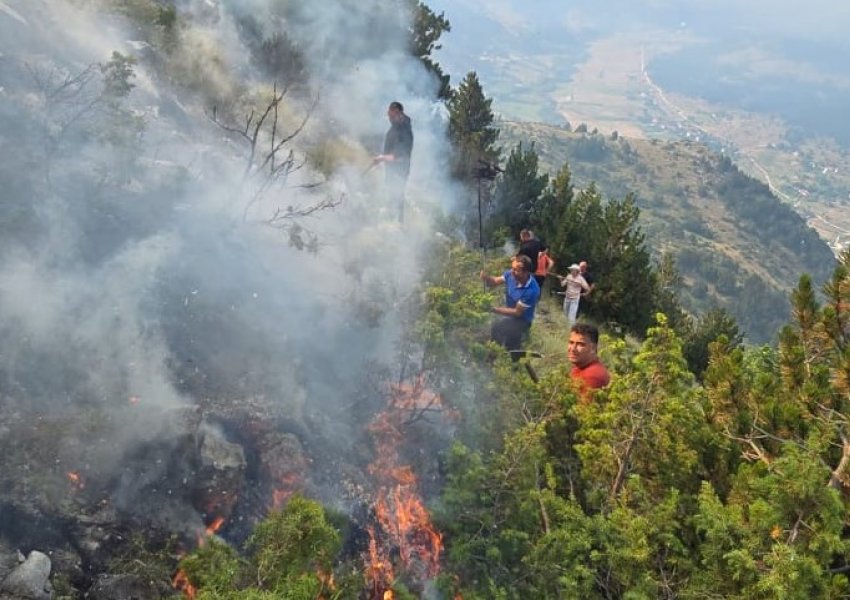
<box><xmin>480</xmin><ymin>271</ymin><xmax>505</xmax><ymax>288</ymax></box>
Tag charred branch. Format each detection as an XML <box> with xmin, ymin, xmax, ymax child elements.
<box><xmin>208</xmin><ymin>83</ymin><xmax>287</xmax><ymax>177</ymax></box>
<box><xmin>208</xmin><ymin>84</ymin><xmax>336</xmax><ymax>236</ymax></box>
<box><xmin>207</xmin><ymin>83</ymin><xmax>319</xmax><ymax>183</ymax></box>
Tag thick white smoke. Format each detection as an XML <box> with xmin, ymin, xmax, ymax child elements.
<box><xmin>0</xmin><ymin>0</ymin><xmax>459</xmax><ymax>520</ymax></box>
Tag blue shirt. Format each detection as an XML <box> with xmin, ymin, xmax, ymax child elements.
<box><xmin>503</xmin><ymin>270</ymin><xmax>540</xmax><ymax>324</ymax></box>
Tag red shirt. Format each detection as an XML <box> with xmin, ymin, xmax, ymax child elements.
<box><xmin>535</xmin><ymin>252</ymin><xmax>553</xmax><ymax>276</ymax></box>
<box><xmin>570</xmin><ymin>360</ymin><xmax>610</xmax><ymax>391</ymax></box>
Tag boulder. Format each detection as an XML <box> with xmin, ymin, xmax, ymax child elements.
<box><xmin>0</xmin><ymin>551</ymin><xmax>52</xmax><ymax>600</ymax></box>
<box><xmin>191</xmin><ymin>425</ymin><xmax>246</xmax><ymax>520</ymax></box>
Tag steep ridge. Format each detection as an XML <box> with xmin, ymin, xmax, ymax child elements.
<box><xmin>501</xmin><ymin>121</ymin><xmax>836</xmax><ymax>342</ymax></box>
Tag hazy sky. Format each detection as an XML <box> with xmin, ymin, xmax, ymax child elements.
<box><xmin>429</xmin><ymin>0</ymin><xmax>850</xmax><ymax>44</ymax></box>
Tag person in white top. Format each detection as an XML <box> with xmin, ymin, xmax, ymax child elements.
<box><xmin>559</xmin><ymin>264</ymin><xmax>590</xmax><ymax>327</ymax></box>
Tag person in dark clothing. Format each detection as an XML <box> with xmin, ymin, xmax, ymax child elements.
<box><xmin>373</xmin><ymin>101</ymin><xmax>413</xmax><ymax>223</ymax></box>
<box><xmin>517</xmin><ymin>229</ymin><xmax>544</xmax><ymax>274</ymax></box>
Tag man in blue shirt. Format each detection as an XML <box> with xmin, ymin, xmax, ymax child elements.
<box><xmin>480</xmin><ymin>254</ymin><xmax>541</xmax><ymax>359</ymax></box>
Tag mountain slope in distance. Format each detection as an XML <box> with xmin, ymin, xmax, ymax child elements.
<box><xmin>500</xmin><ymin>121</ymin><xmax>836</xmax><ymax>343</ymax></box>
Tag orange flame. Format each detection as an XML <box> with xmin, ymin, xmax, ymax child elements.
<box><xmin>272</xmin><ymin>471</ymin><xmax>303</xmax><ymax>510</ymax></box>
<box><xmin>172</xmin><ymin>569</ymin><xmax>196</xmax><ymax>600</ymax></box>
<box><xmin>205</xmin><ymin>516</ymin><xmax>225</xmax><ymax>536</ymax></box>
<box><xmin>195</xmin><ymin>516</ymin><xmax>226</xmax><ymax>547</ymax></box>
<box><xmin>66</xmin><ymin>471</ymin><xmax>85</xmax><ymax>490</ymax></box>
<box><xmin>363</xmin><ymin>374</ymin><xmax>445</xmax><ymax>597</ymax></box>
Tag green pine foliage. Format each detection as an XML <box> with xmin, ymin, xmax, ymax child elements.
<box><xmin>404</xmin><ymin>0</ymin><xmax>452</xmax><ymax>99</ymax></box>
<box><xmin>499</xmin><ymin>121</ymin><xmax>836</xmax><ymax>343</ymax></box>
<box><xmin>425</xmin><ymin>243</ymin><xmax>850</xmax><ymax>599</ymax></box>
<box><xmin>481</xmin><ymin>138</ymin><xmax>660</xmax><ymax>335</ymax></box>
<box><xmin>447</xmin><ymin>71</ymin><xmax>500</xmax><ymax>180</ymax></box>
<box><xmin>177</xmin><ymin>495</ymin><xmax>358</xmax><ymax>600</ymax></box>
<box><xmin>81</xmin><ymin>5</ymin><xmax>850</xmax><ymax>598</ymax></box>
<box><xmin>491</xmin><ymin>142</ymin><xmax>549</xmax><ymax>236</ymax></box>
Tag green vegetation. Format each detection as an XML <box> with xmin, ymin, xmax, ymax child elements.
<box><xmin>416</xmin><ymin>245</ymin><xmax>850</xmax><ymax>599</ymax></box>
<box><xmin>178</xmin><ymin>495</ymin><xmax>360</xmax><ymax>599</ymax></box>
<box><xmin>406</xmin><ymin>0</ymin><xmax>453</xmax><ymax>99</ymax></box>
<box><xmin>447</xmin><ymin>71</ymin><xmax>500</xmax><ymax>180</ymax></box>
<box><xmin>12</xmin><ymin>3</ymin><xmax>850</xmax><ymax>598</ymax></box>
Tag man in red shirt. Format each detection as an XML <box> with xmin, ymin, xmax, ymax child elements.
<box><xmin>568</xmin><ymin>323</ymin><xmax>610</xmax><ymax>394</ymax></box>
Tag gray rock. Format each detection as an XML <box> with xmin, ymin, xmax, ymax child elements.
<box><xmin>85</xmin><ymin>573</ymin><xmax>160</xmax><ymax>600</ymax></box>
<box><xmin>0</xmin><ymin>551</ymin><xmax>52</xmax><ymax>600</ymax></box>
<box><xmin>198</xmin><ymin>427</ymin><xmax>246</xmax><ymax>471</ymax></box>
<box><xmin>190</xmin><ymin>425</ymin><xmax>246</xmax><ymax>520</ymax></box>
<box><xmin>0</xmin><ymin>541</ymin><xmax>17</xmax><ymax>584</ymax></box>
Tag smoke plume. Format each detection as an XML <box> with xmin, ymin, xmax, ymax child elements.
<box><xmin>0</xmin><ymin>0</ymin><xmax>457</xmax><ymax>527</ymax></box>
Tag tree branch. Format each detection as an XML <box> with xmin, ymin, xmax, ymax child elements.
<box><xmin>828</xmin><ymin>431</ymin><xmax>850</xmax><ymax>490</ymax></box>
<box><xmin>609</xmin><ymin>376</ymin><xmax>659</xmax><ymax>501</ymax></box>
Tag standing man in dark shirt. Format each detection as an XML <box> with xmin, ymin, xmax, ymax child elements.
<box><xmin>517</xmin><ymin>229</ymin><xmax>544</xmax><ymax>274</ymax></box>
<box><xmin>373</xmin><ymin>101</ymin><xmax>413</xmax><ymax>223</ymax></box>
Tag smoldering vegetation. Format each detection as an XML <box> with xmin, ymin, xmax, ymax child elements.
<box><xmin>0</xmin><ymin>0</ymin><xmax>458</xmax><ymax>590</ymax></box>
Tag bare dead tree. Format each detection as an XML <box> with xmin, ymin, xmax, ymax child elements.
<box><xmin>29</xmin><ymin>62</ymin><xmax>102</xmax><ymax>183</ymax></box>
<box><xmin>28</xmin><ymin>53</ymin><xmax>139</xmax><ymax>189</ymax></box>
<box><xmin>207</xmin><ymin>83</ymin><xmax>342</xmax><ymax>239</ymax></box>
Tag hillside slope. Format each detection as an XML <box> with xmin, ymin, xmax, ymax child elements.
<box><xmin>501</xmin><ymin>121</ymin><xmax>836</xmax><ymax>342</ymax></box>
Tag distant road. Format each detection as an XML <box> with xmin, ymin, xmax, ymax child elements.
<box><xmin>640</xmin><ymin>47</ymin><xmax>689</xmax><ymax>123</ymax></box>
<box><xmin>747</xmin><ymin>157</ymin><xmax>792</xmax><ymax>203</ymax></box>
<box><xmin>640</xmin><ymin>47</ymin><xmax>848</xmax><ymax>248</ymax></box>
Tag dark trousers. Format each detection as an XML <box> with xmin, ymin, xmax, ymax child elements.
<box><xmin>491</xmin><ymin>316</ymin><xmax>531</xmax><ymax>360</ymax></box>
<box><xmin>534</xmin><ymin>275</ymin><xmax>547</xmax><ymax>295</ymax></box>
<box><xmin>386</xmin><ymin>168</ymin><xmax>408</xmax><ymax>223</ymax></box>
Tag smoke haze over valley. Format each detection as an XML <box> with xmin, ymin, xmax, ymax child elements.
<box><xmin>430</xmin><ymin>0</ymin><xmax>850</xmax><ymax>249</ymax></box>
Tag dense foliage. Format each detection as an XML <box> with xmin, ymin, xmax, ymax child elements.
<box><xmin>178</xmin><ymin>495</ymin><xmax>361</xmax><ymax>599</ymax></box>
<box><xmin>447</xmin><ymin>71</ymin><xmax>500</xmax><ymax>180</ymax></box>
<box><xmin>485</xmin><ymin>142</ymin><xmax>663</xmax><ymax>337</ymax></box>
<box><xmin>417</xmin><ymin>245</ymin><xmax>850</xmax><ymax>599</ymax></box>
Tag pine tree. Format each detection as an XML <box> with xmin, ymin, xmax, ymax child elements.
<box><xmin>491</xmin><ymin>141</ymin><xmax>548</xmax><ymax>236</ymax></box>
<box><xmin>576</xmin><ymin>315</ymin><xmax>707</xmax><ymax>506</ymax></box>
<box><xmin>558</xmin><ymin>188</ymin><xmax>656</xmax><ymax>334</ymax></box>
<box><xmin>447</xmin><ymin>71</ymin><xmax>499</xmax><ymax>180</ymax></box>
<box><xmin>681</xmin><ymin>307</ymin><xmax>742</xmax><ymax>380</ymax></box>
<box><xmin>404</xmin><ymin>0</ymin><xmax>452</xmax><ymax>99</ymax></box>
<box><xmin>534</xmin><ymin>161</ymin><xmax>574</xmax><ymax>246</ymax></box>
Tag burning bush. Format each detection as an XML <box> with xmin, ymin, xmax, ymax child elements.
<box><xmin>176</xmin><ymin>494</ymin><xmax>358</xmax><ymax>599</ymax></box>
